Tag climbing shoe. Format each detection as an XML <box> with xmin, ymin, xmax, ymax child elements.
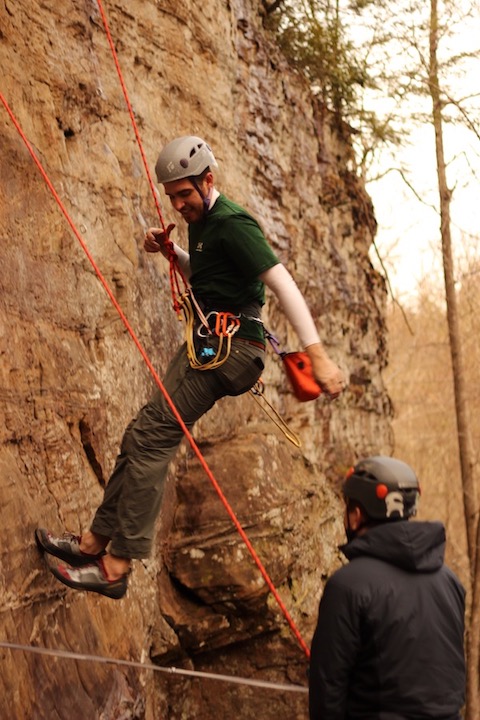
<box><xmin>50</xmin><ymin>558</ymin><xmax>128</xmax><ymax>600</ymax></box>
<box><xmin>35</xmin><ymin>528</ymin><xmax>105</xmax><ymax>567</ymax></box>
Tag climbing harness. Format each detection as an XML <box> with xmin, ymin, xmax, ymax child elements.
<box><xmin>177</xmin><ymin>287</ymin><xmax>313</xmax><ymax>443</ymax></box>
<box><xmin>164</xmin><ymin>233</ymin><xmax>307</xmax><ymax>444</ymax></box>
<box><xmin>173</xmin><ymin>290</ymin><xmax>241</xmax><ymax>371</ymax></box>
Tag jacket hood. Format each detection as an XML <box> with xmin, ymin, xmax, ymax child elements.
<box><xmin>341</xmin><ymin>520</ymin><xmax>446</xmax><ymax>572</ymax></box>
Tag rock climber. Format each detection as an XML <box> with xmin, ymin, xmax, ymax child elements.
<box><xmin>36</xmin><ymin>135</ymin><xmax>346</xmax><ymax>599</ymax></box>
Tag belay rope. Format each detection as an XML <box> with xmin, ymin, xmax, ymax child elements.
<box><xmin>0</xmin><ymin>90</ymin><xmax>310</xmax><ymax>660</ymax></box>
<box><xmin>0</xmin><ymin>0</ymin><xmax>315</xmax><ymax>660</ymax></box>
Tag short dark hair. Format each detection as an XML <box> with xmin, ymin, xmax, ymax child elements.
<box><xmin>190</xmin><ymin>166</ymin><xmax>211</xmax><ymax>182</ymax></box>
<box><xmin>345</xmin><ymin>497</ymin><xmax>390</xmax><ymax>529</ymax></box>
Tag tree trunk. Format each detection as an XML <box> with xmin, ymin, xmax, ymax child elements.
<box><xmin>466</xmin><ymin>532</ymin><xmax>480</xmax><ymax>718</ymax></box>
<box><xmin>428</xmin><ymin>0</ymin><xmax>479</xmax><ymax>716</ymax></box>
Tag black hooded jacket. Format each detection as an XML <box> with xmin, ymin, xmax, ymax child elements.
<box><xmin>309</xmin><ymin>521</ymin><xmax>465</xmax><ymax>720</ymax></box>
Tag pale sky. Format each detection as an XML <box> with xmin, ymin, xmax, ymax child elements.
<box><xmin>367</xmin><ymin>122</ymin><xmax>479</xmax><ymax>301</ymax></box>
<box><xmin>353</xmin><ymin>2</ymin><xmax>480</xmax><ymax>301</ymax></box>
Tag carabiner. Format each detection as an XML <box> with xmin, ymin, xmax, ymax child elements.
<box><xmin>215</xmin><ymin>311</ymin><xmax>241</xmax><ymax>337</ymax></box>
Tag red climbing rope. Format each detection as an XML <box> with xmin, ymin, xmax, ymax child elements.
<box><xmin>1</xmin><ymin>26</ymin><xmax>310</xmax><ymax>661</ymax></box>
<box><xmin>94</xmin><ymin>0</ymin><xmax>187</xmax><ymax>315</ymax></box>
<box><xmin>95</xmin><ymin>0</ymin><xmax>162</xmax><ymax>229</ymax></box>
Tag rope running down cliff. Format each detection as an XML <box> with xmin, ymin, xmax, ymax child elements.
<box><xmin>0</xmin><ymin>89</ymin><xmax>309</xmax><ymax>662</ymax></box>
<box><xmin>95</xmin><ymin>0</ymin><xmax>311</xmax><ymax>658</ymax></box>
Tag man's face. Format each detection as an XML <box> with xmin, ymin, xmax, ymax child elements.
<box><xmin>163</xmin><ymin>175</ymin><xmax>211</xmax><ymax>224</ymax></box>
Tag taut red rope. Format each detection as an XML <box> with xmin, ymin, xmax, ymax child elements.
<box><xmin>1</xmin><ymin>16</ymin><xmax>310</xmax><ymax>659</ymax></box>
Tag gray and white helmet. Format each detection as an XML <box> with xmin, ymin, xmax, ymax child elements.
<box><xmin>155</xmin><ymin>135</ymin><xmax>218</xmax><ymax>184</ymax></box>
<box><xmin>343</xmin><ymin>456</ymin><xmax>420</xmax><ymax>520</ymax></box>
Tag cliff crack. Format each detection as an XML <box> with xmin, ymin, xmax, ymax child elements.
<box><xmin>79</xmin><ymin>418</ymin><xmax>105</xmax><ymax>488</ymax></box>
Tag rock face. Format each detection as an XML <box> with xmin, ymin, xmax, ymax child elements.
<box><xmin>0</xmin><ymin>0</ymin><xmax>392</xmax><ymax>718</ymax></box>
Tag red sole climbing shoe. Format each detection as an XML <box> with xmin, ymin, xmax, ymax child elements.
<box><xmin>50</xmin><ymin>558</ymin><xmax>128</xmax><ymax>600</ymax></box>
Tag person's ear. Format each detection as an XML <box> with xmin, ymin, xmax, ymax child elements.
<box><xmin>204</xmin><ymin>171</ymin><xmax>214</xmax><ymax>188</ymax></box>
<box><xmin>349</xmin><ymin>505</ymin><xmax>365</xmax><ymax>532</ymax></box>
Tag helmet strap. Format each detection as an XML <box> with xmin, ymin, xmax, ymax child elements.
<box><xmin>190</xmin><ymin>178</ymin><xmax>212</xmax><ymax>215</ymax></box>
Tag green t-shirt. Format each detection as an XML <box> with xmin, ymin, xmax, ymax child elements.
<box><xmin>188</xmin><ymin>194</ymin><xmax>279</xmax><ymax>342</ymax></box>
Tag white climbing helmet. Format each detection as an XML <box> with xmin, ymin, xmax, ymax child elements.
<box><xmin>155</xmin><ymin>135</ymin><xmax>218</xmax><ymax>184</ymax></box>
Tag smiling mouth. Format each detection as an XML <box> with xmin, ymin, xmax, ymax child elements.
<box><xmin>180</xmin><ymin>210</ymin><xmax>196</xmax><ymax>223</ymax></box>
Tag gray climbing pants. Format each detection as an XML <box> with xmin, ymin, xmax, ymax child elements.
<box><xmin>90</xmin><ymin>340</ymin><xmax>265</xmax><ymax>558</ymax></box>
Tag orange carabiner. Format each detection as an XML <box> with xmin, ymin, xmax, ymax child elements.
<box><xmin>214</xmin><ymin>312</ymin><xmax>240</xmax><ymax>337</ymax></box>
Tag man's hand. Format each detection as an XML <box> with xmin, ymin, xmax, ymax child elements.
<box><xmin>144</xmin><ymin>224</ymin><xmax>176</xmax><ymax>256</ymax></box>
<box><xmin>305</xmin><ymin>342</ymin><xmax>346</xmax><ymax>399</ymax></box>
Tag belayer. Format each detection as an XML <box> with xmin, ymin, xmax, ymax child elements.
<box><xmin>36</xmin><ymin>135</ymin><xmax>346</xmax><ymax>599</ymax></box>
<box><xmin>309</xmin><ymin>456</ymin><xmax>466</xmax><ymax>719</ymax></box>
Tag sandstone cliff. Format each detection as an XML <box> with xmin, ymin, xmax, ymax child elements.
<box><xmin>0</xmin><ymin>0</ymin><xmax>392</xmax><ymax>718</ymax></box>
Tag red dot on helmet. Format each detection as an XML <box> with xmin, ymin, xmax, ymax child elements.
<box><xmin>376</xmin><ymin>484</ymin><xmax>389</xmax><ymax>499</ymax></box>
<box><xmin>346</xmin><ymin>466</ymin><xmax>354</xmax><ymax>479</ymax></box>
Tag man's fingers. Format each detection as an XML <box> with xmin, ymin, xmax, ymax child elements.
<box><xmin>321</xmin><ymin>376</ymin><xmax>347</xmax><ymax>400</ymax></box>
<box><xmin>144</xmin><ymin>224</ymin><xmax>176</xmax><ymax>254</ymax></box>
